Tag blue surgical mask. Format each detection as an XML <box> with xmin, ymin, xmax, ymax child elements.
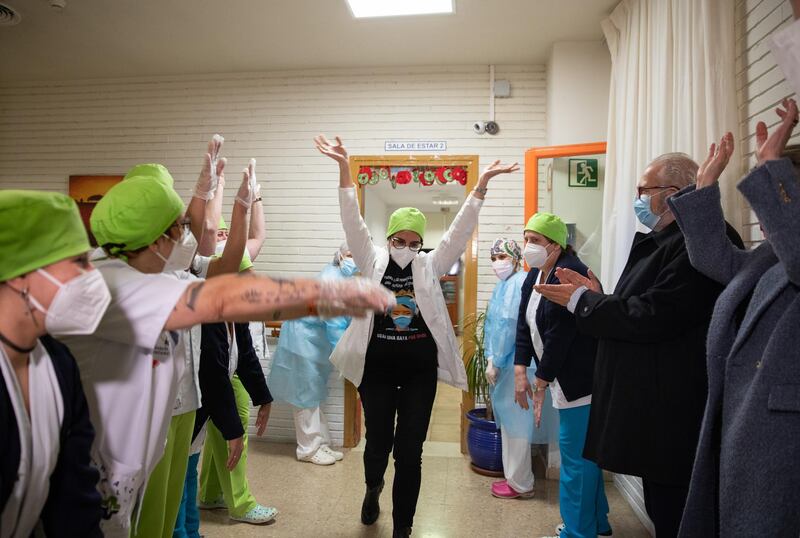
<box><xmin>392</xmin><ymin>315</ymin><xmax>412</xmax><ymax>329</ymax></box>
<box><xmin>339</xmin><ymin>258</ymin><xmax>358</xmax><ymax>277</ymax></box>
<box><xmin>633</xmin><ymin>195</ymin><xmax>661</xmax><ymax>230</ymax></box>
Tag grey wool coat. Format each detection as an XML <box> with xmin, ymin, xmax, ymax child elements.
<box><xmin>669</xmin><ymin>158</ymin><xmax>800</xmax><ymax>537</ymax></box>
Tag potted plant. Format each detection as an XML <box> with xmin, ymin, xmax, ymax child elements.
<box><xmin>463</xmin><ymin>311</ymin><xmax>504</xmax><ymax>475</ymax></box>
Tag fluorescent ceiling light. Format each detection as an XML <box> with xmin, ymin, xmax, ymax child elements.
<box><xmin>346</xmin><ymin>0</ymin><xmax>454</xmax><ymax>19</ymax></box>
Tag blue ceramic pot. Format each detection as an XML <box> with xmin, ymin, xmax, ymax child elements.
<box><xmin>465</xmin><ymin>408</ymin><xmax>503</xmax><ymax>472</ymax></box>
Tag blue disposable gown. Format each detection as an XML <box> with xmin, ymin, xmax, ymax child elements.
<box><xmin>268</xmin><ymin>263</ymin><xmax>351</xmax><ymax>408</ymax></box>
<box><xmin>485</xmin><ymin>270</ymin><xmax>558</xmax><ymax>443</ymax></box>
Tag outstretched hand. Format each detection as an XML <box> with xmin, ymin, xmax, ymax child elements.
<box><xmin>756</xmin><ymin>98</ymin><xmax>799</xmax><ymax>165</ymax></box>
<box><xmin>697</xmin><ymin>132</ymin><xmax>734</xmax><ymax>189</ymax></box>
<box><xmin>480</xmin><ymin>160</ymin><xmax>520</xmax><ymax>182</ymax></box>
<box><xmin>534</xmin><ymin>268</ymin><xmax>601</xmax><ymax>307</ymax></box>
<box><xmin>314</xmin><ymin>135</ymin><xmax>349</xmax><ymax>165</ymax></box>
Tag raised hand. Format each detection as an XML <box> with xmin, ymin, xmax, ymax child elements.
<box><xmin>480</xmin><ymin>159</ymin><xmax>520</xmax><ymax>182</ymax></box>
<box><xmin>235</xmin><ymin>166</ymin><xmax>254</xmax><ymax>208</ymax></box>
<box><xmin>194</xmin><ymin>134</ymin><xmax>226</xmax><ymax>200</ymax></box>
<box><xmin>756</xmin><ymin>98</ymin><xmax>799</xmax><ymax>165</ymax></box>
<box><xmin>314</xmin><ymin>134</ymin><xmax>349</xmax><ymax>165</ymax></box>
<box><xmin>697</xmin><ymin>132</ymin><xmax>734</xmax><ymax>189</ymax></box>
<box><xmin>248</xmin><ymin>158</ymin><xmax>260</xmax><ymax>199</ymax></box>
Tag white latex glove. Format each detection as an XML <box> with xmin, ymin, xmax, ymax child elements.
<box><xmin>317</xmin><ymin>277</ymin><xmax>396</xmax><ymax>319</ymax></box>
<box><xmin>193</xmin><ymin>134</ymin><xmax>225</xmax><ymax>200</ymax></box>
<box><xmin>235</xmin><ymin>167</ymin><xmax>254</xmax><ymax>208</ymax></box>
<box><xmin>248</xmin><ymin>158</ymin><xmax>261</xmax><ymax>199</ymax></box>
<box><xmin>485</xmin><ymin>358</ymin><xmax>499</xmax><ymax>385</ymax></box>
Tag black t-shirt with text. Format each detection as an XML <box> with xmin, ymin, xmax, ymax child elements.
<box><xmin>366</xmin><ymin>258</ymin><xmax>437</xmax><ymax>362</ymax></box>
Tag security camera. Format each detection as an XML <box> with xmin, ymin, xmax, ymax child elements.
<box><xmin>485</xmin><ymin>121</ymin><xmax>500</xmax><ymax>135</ymax></box>
<box><xmin>473</xmin><ymin>121</ymin><xmax>486</xmax><ymax>135</ymax></box>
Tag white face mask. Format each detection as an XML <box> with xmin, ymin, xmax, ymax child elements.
<box><xmin>491</xmin><ymin>259</ymin><xmax>515</xmax><ymax>281</ymax></box>
<box><xmin>156</xmin><ymin>229</ymin><xmax>198</xmax><ymax>273</ymax></box>
<box><xmin>390</xmin><ymin>246</ymin><xmax>416</xmax><ymax>269</ymax></box>
<box><xmin>523</xmin><ymin>243</ymin><xmax>549</xmax><ymax>269</ymax></box>
<box><xmin>215</xmin><ymin>240</ymin><xmax>226</xmax><ymax>255</ymax></box>
<box><xmin>28</xmin><ymin>268</ymin><xmax>111</xmax><ymax>336</ymax></box>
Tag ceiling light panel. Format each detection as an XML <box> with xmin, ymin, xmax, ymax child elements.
<box><xmin>346</xmin><ymin>0</ymin><xmax>454</xmax><ymax>19</ymax></box>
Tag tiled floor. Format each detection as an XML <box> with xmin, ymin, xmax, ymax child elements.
<box><xmin>200</xmin><ymin>440</ymin><xmax>651</xmax><ymax>538</ymax></box>
<box><xmin>426</xmin><ymin>382</ymin><xmax>462</xmax><ymax>443</ymax></box>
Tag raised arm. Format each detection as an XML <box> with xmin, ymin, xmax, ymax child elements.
<box><xmin>243</xmin><ymin>159</ymin><xmax>266</xmax><ymax>261</ymax></box>
<box><xmin>669</xmin><ymin>132</ymin><xmax>751</xmax><ymax>285</ymax></box>
<box><xmin>739</xmin><ymin>98</ymin><xmax>800</xmax><ymax>284</ymax></box>
<box><xmin>206</xmin><ymin>168</ymin><xmax>252</xmax><ymax>278</ymax></box>
<box><xmin>188</xmin><ymin>135</ymin><xmax>226</xmax><ymax>255</ymax></box>
<box><xmin>164</xmin><ymin>273</ymin><xmax>394</xmax><ymax>332</ymax></box>
<box><xmin>430</xmin><ymin>160</ymin><xmax>519</xmax><ymax>276</ymax></box>
<box><xmin>315</xmin><ymin>135</ymin><xmax>377</xmax><ymax>273</ymax></box>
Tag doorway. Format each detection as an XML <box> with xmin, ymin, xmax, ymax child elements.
<box><xmin>341</xmin><ymin>154</ymin><xmax>480</xmax><ymax>450</ymax></box>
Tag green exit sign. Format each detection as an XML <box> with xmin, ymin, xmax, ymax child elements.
<box><xmin>568</xmin><ymin>158</ymin><xmax>599</xmax><ymax>188</ymax></box>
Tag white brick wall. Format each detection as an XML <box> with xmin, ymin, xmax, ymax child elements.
<box><xmin>0</xmin><ymin>64</ymin><xmax>546</xmax><ymax>444</ymax></box>
<box><xmin>736</xmin><ymin>0</ymin><xmax>797</xmax><ymax>246</ymax></box>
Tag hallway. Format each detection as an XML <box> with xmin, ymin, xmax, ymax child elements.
<box><xmin>199</xmin><ymin>441</ymin><xmax>651</xmax><ymax>537</ymax></box>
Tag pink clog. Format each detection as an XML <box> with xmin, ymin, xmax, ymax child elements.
<box><xmin>490</xmin><ymin>479</ymin><xmax>535</xmax><ymax>499</ymax></box>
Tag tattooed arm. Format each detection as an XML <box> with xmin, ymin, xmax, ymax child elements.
<box><xmin>163</xmin><ymin>273</ymin><xmax>394</xmax><ymax>331</ymax></box>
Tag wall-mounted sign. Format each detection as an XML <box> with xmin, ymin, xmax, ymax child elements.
<box><xmin>568</xmin><ymin>158</ymin><xmax>599</xmax><ymax>188</ymax></box>
<box><xmin>384</xmin><ymin>140</ymin><xmax>447</xmax><ymax>152</ymax></box>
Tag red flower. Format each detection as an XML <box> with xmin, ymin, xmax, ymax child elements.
<box><xmin>452</xmin><ymin>167</ymin><xmax>467</xmax><ymax>185</ymax></box>
<box><xmin>396</xmin><ymin>170</ymin><xmax>412</xmax><ymax>184</ymax></box>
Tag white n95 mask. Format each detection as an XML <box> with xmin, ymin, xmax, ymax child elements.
<box><xmin>156</xmin><ymin>229</ymin><xmax>198</xmax><ymax>273</ymax></box>
<box><xmin>523</xmin><ymin>243</ymin><xmax>548</xmax><ymax>269</ymax></box>
<box><xmin>390</xmin><ymin>247</ymin><xmax>416</xmax><ymax>270</ymax></box>
<box><xmin>28</xmin><ymin>268</ymin><xmax>111</xmax><ymax>336</ymax></box>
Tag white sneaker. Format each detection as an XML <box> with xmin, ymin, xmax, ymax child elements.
<box><xmin>555</xmin><ymin>523</ymin><xmax>565</xmax><ymax>536</ymax></box>
<box><xmin>300</xmin><ymin>448</ymin><xmax>336</xmax><ymax>466</ymax></box>
<box><xmin>320</xmin><ymin>445</ymin><xmax>344</xmax><ymax>461</ymax></box>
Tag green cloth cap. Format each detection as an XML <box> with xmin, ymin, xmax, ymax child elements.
<box><xmin>239</xmin><ymin>249</ymin><xmax>253</xmax><ymax>272</ymax></box>
<box><xmin>524</xmin><ymin>212</ymin><xmax>567</xmax><ymax>249</ymax></box>
<box><xmin>386</xmin><ymin>207</ymin><xmax>426</xmax><ymax>240</ymax></box>
<box><xmin>0</xmin><ymin>190</ymin><xmax>91</xmax><ymax>281</ymax></box>
<box><xmin>212</xmin><ymin>249</ymin><xmax>254</xmax><ymax>272</ymax></box>
<box><xmin>218</xmin><ymin>217</ymin><xmax>228</xmax><ymax>231</ymax></box>
<box><xmin>91</xmin><ymin>164</ymin><xmax>184</xmax><ymax>256</ymax></box>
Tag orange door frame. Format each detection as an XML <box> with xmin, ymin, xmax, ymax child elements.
<box><xmin>524</xmin><ymin>142</ymin><xmax>607</xmax><ymax>220</ymax></box>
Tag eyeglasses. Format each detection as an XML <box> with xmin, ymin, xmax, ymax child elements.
<box><xmin>391</xmin><ymin>236</ymin><xmax>423</xmax><ymax>252</ymax></box>
<box><xmin>636</xmin><ymin>185</ymin><xmax>678</xmax><ymax>200</ymax></box>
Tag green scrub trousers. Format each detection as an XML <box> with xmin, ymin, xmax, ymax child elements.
<box><xmin>132</xmin><ymin>410</ymin><xmax>196</xmax><ymax>538</ymax></box>
<box><xmin>199</xmin><ymin>375</ymin><xmax>258</xmax><ymax>517</ymax></box>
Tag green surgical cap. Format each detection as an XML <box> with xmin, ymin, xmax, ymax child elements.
<box><xmin>0</xmin><ymin>190</ymin><xmax>90</xmax><ymax>281</ymax></box>
<box><xmin>386</xmin><ymin>207</ymin><xmax>426</xmax><ymax>240</ymax></box>
<box><xmin>91</xmin><ymin>164</ymin><xmax>184</xmax><ymax>256</ymax></box>
<box><xmin>218</xmin><ymin>217</ymin><xmax>228</xmax><ymax>231</ymax></box>
<box><xmin>239</xmin><ymin>249</ymin><xmax>253</xmax><ymax>272</ymax></box>
<box><xmin>525</xmin><ymin>212</ymin><xmax>567</xmax><ymax>249</ymax></box>
<box><xmin>211</xmin><ymin>249</ymin><xmax>254</xmax><ymax>272</ymax></box>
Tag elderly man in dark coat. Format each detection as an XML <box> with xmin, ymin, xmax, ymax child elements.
<box><xmin>668</xmin><ymin>99</ymin><xmax>800</xmax><ymax>537</ymax></box>
<box><xmin>537</xmin><ymin>153</ymin><xmax>743</xmax><ymax>537</ymax></box>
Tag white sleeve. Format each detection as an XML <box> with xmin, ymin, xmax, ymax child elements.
<box><xmin>338</xmin><ymin>187</ymin><xmax>378</xmax><ymax>276</ymax></box>
<box><xmin>94</xmin><ymin>262</ymin><xmax>192</xmax><ymax>350</ymax></box>
<box><xmin>429</xmin><ymin>193</ymin><xmax>483</xmax><ymax>277</ymax></box>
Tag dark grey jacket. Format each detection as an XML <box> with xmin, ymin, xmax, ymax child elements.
<box><xmin>669</xmin><ymin>158</ymin><xmax>800</xmax><ymax>537</ymax></box>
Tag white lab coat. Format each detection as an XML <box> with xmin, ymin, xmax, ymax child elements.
<box><xmin>330</xmin><ymin>187</ymin><xmax>483</xmax><ymax>390</ymax></box>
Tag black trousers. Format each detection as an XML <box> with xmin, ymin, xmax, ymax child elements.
<box><xmin>642</xmin><ymin>479</ymin><xmax>690</xmax><ymax>538</ymax></box>
<box><xmin>358</xmin><ymin>347</ymin><xmax>438</xmax><ymax>529</ymax></box>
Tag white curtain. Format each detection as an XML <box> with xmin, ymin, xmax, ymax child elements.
<box><xmin>600</xmin><ymin>0</ymin><xmax>740</xmax><ymax>290</ymax></box>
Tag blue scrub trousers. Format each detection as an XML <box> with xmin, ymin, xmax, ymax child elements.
<box><xmin>173</xmin><ymin>452</ymin><xmax>201</xmax><ymax>538</ymax></box>
<box><xmin>558</xmin><ymin>405</ymin><xmax>611</xmax><ymax>538</ymax></box>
